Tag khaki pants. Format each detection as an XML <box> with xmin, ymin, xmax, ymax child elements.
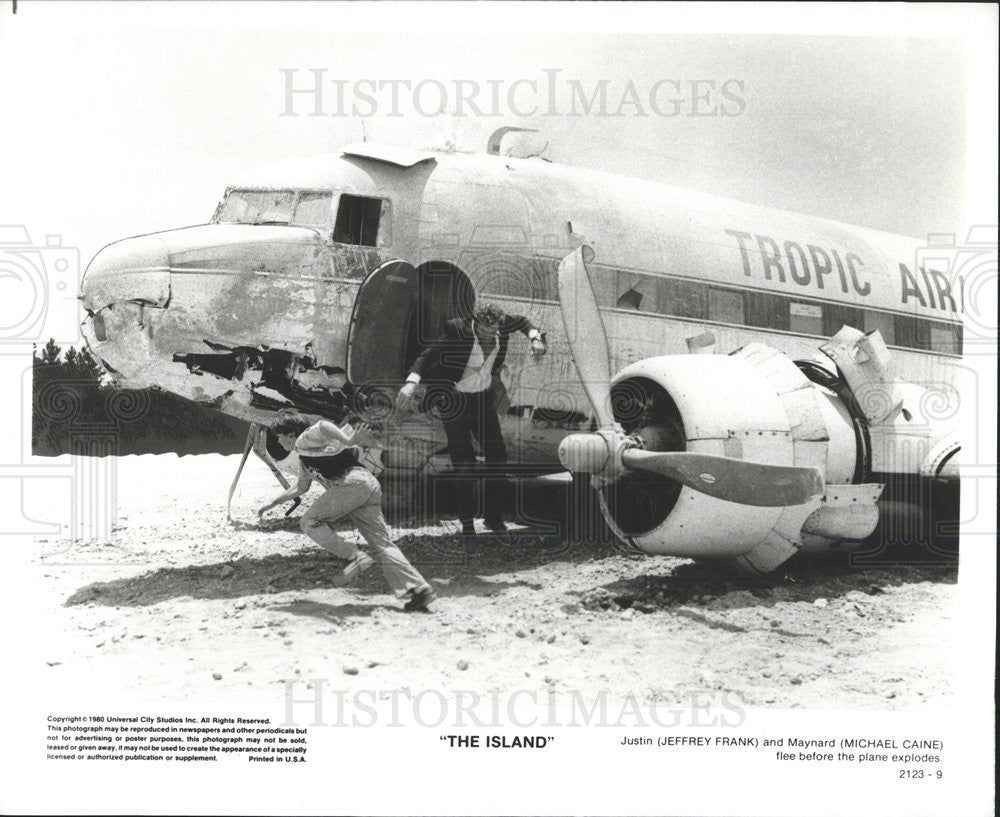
<box><xmin>300</xmin><ymin>468</ymin><xmax>427</xmax><ymax>596</ymax></box>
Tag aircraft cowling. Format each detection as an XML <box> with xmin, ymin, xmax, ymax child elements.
<box><xmin>598</xmin><ymin>342</ymin><xmax>881</xmax><ymax>573</ymax></box>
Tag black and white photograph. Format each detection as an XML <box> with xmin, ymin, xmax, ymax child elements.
<box><xmin>1</xmin><ymin>2</ymin><xmax>996</xmax><ymax>814</ymax></box>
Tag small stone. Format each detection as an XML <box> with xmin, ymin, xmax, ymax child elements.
<box><xmin>343</xmin><ymin>666</ymin><xmax>359</xmax><ymax>676</ymax></box>
<box><xmin>813</xmin><ymin>598</ymin><xmax>828</xmax><ymax>608</ymax></box>
<box><xmin>621</xmin><ymin>609</ymin><xmax>635</xmax><ymax>620</ymax></box>
<box><xmin>790</xmin><ymin>676</ymin><xmax>803</xmax><ymax>685</ymax></box>
<box><xmin>770</xmin><ymin>620</ymin><xmax>780</xmax><ymax>628</ymax></box>
<box><xmin>817</xmin><ymin>636</ymin><xmax>831</xmax><ymax>645</ymax></box>
<box><xmin>457</xmin><ymin>660</ymin><xmax>469</xmax><ymax>671</ymax></box>
<box><xmin>219</xmin><ymin>565</ymin><xmax>235</xmax><ymax>579</ymax></box>
<box><xmin>885</xmin><ymin>690</ymin><xmax>896</xmax><ymax>699</ymax></box>
<box><xmin>212</xmin><ymin>672</ymin><xmax>223</xmax><ymax>680</ymax></box>
<box><xmin>515</xmin><ymin>629</ymin><xmax>527</xmax><ymax>638</ymax></box>
<box><xmin>546</xmin><ymin>634</ymin><xmax>556</xmax><ymax>644</ymax></box>
<box><xmin>580</xmin><ymin>636</ymin><xmax>590</xmax><ymax>645</ymax></box>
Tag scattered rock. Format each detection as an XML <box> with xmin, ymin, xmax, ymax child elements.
<box><xmin>515</xmin><ymin>629</ymin><xmax>527</xmax><ymax>638</ymax></box>
<box><xmin>457</xmin><ymin>660</ymin><xmax>469</xmax><ymax>671</ymax></box>
<box><xmin>219</xmin><ymin>565</ymin><xmax>235</xmax><ymax>579</ymax></box>
<box><xmin>620</xmin><ymin>609</ymin><xmax>635</xmax><ymax>620</ymax></box>
<box><xmin>814</xmin><ymin>598</ymin><xmax>828</xmax><ymax>608</ymax></box>
<box><xmin>580</xmin><ymin>635</ymin><xmax>590</xmax><ymax>645</ymax></box>
<box><xmin>546</xmin><ymin>634</ymin><xmax>556</xmax><ymax>644</ymax></box>
<box><xmin>212</xmin><ymin>672</ymin><xmax>223</xmax><ymax>680</ymax></box>
<box><xmin>790</xmin><ymin>676</ymin><xmax>803</xmax><ymax>685</ymax></box>
<box><xmin>343</xmin><ymin>666</ymin><xmax>359</xmax><ymax>676</ymax></box>
<box><xmin>885</xmin><ymin>690</ymin><xmax>896</xmax><ymax>699</ymax></box>
<box><xmin>817</xmin><ymin>636</ymin><xmax>831</xmax><ymax>645</ymax></box>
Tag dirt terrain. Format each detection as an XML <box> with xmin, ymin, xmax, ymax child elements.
<box><xmin>37</xmin><ymin>453</ymin><xmax>957</xmax><ymax>709</ymax></box>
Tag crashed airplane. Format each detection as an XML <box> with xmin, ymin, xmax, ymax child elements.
<box><xmin>79</xmin><ymin>134</ymin><xmax>962</xmax><ymax>572</ymax></box>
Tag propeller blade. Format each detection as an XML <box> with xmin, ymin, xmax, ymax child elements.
<box><xmin>557</xmin><ymin>245</ymin><xmax>615</xmax><ymax>427</ymax></box>
<box><xmin>621</xmin><ymin>448</ymin><xmax>824</xmax><ymax>507</ymax></box>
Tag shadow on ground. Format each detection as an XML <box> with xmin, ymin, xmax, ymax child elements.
<box><xmin>576</xmin><ymin>553</ymin><xmax>957</xmax><ymax>614</ymax></box>
<box><xmin>65</xmin><ymin>529</ymin><xmax>605</xmax><ymax>608</ymax></box>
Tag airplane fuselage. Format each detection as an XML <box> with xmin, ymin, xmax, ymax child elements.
<box><xmin>80</xmin><ymin>145</ymin><xmax>964</xmax><ymax>479</ymax></box>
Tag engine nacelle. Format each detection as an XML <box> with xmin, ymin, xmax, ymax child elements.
<box><xmin>598</xmin><ymin>343</ymin><xmax>882</xmax><ymax>573</ymax></box>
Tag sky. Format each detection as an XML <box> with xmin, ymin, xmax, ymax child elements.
<box><xmin>0</xmin><ymin>2</ymin><xmax>995</xmax><ymax>340</ymax></box>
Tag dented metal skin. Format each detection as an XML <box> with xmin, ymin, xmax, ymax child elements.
<box><xmin>79</xmin><ymin>145</ymin><xmax>961</xmax><ymax>570</ymax></box>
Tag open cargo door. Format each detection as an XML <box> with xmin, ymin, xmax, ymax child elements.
<box><xmin>347</xmin><ymin>260</ymin><xmax>418</xmax><ymax>387</ymax></box>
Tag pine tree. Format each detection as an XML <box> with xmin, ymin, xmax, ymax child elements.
<box><xmin>40</xmin><ymin>338</ymin><xmax>61</xmax><ymax>365</ymax></box>
<box><xmin>75</xmin><ymin>346</ymin><xmax>103</xmax><ymax>381</ymax></box>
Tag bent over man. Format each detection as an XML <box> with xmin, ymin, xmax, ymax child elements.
<box><xmin>259</xmin><ymin>409</ymin><xmax>435</xmax><ymax>612</ymax></box>
<box><xmin>396</xmin><ymin>302</ymin><xmax>546</xmax><ymax>536</ymax></box>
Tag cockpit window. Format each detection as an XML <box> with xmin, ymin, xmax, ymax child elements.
<box><xmin>216</xmin><ymin>189</ymin><xmax>333</xmax><ymax>228</ymax></box>
<box><xmin>293</xmin><ymin>192</ymin><xmax>334</xmax><ymax>226</ymax></box>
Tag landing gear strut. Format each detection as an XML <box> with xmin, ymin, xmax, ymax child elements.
<box><xmin>226</xmin><ymin>422</ymin><xmax>301</xmax><ymax>522</ymax></box>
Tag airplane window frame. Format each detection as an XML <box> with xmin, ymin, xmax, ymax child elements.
<box><xmin>707</xmin><ymin>286</ymin><xmax>745</xmax><ymax>325</ymax></box>
<box><xmin>788</xmin><ymin>300</ymin><xmax>824</xmax><ymax>336</ymax></box>
<box><xmin>216</xmin><ymin>188</ymin><xmax>297</xmax><ymax>225</ymax></box>
<box><xmin>290</xmin><ymin>189</ymin><xmax>335</xmax><ymax>228</ymax></box>
<box><xmin>863</xmin><ymin>309</ymin><xmax>896</xmax><ymax>345</ymax></box>
<box><xmin>658</xmin><ymin>277</ymin><xmax>707</xmax><ymax>320</ymax></box>
<box><xmin>333</xmin><ymin>194</ymin><xmax>392</xmax><ymax>248</ymax></box>
<box><xmin>746</xmin><ymin>290</ymin><xmax>789</xmax><ymax>331</ymax></box>
<box><xmin>215</xmin><ymin>187</ymin><xmax>336</xmax><ymax>229</ymax></box>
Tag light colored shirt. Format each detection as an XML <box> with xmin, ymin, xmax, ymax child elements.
<box><xmin>405</xmin><ymin>322</ymin><xmax>542</xmax><ymax>387</ymax></box>
<box><xmin>454</xmin><ymin>331</ymin><xmax>500</xmax><ymax>394</ymax></box>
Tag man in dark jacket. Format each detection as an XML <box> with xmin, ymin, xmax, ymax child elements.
<box><xmin>396</xmin><ymin>302</ymin><xmax>546</xmax><ymax>535</ymax></box>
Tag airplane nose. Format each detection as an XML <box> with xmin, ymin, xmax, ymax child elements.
<box><xmin>80</xmin><ymin>234</ymin><xmax>171</xmax><ymax>380</ymax></box>
<box><xmin>81</xmin><ymin>234</ymin><xmax>171</xmax><ymax>313</ymax></box>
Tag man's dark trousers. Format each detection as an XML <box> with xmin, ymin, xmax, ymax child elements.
<box><xmin>438</xmin><ymin>388</ymin><xmax>506</xmax><ymax>528</ymax></box>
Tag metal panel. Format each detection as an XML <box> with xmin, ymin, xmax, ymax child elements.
<box><xmin>340</xmin><ymin>143</ymin><xmax>437</xmax><ymax>168</ymax></box>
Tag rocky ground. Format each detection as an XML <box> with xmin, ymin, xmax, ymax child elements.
<box><xmin>36</xmin><ymin>454</ymin><xmax>957</xmax><ymax>709</ymax></box>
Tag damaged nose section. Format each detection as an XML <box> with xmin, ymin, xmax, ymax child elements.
<box><xmin>80</xmin><ymin>234</ymin><xmax>171</xmax><ymax>383</ymax></box>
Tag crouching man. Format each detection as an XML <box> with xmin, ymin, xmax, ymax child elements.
<box><xmin>258</xmin><ymin>409</ymin><xmax>435</xmax><ymax>612</ymax></box>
